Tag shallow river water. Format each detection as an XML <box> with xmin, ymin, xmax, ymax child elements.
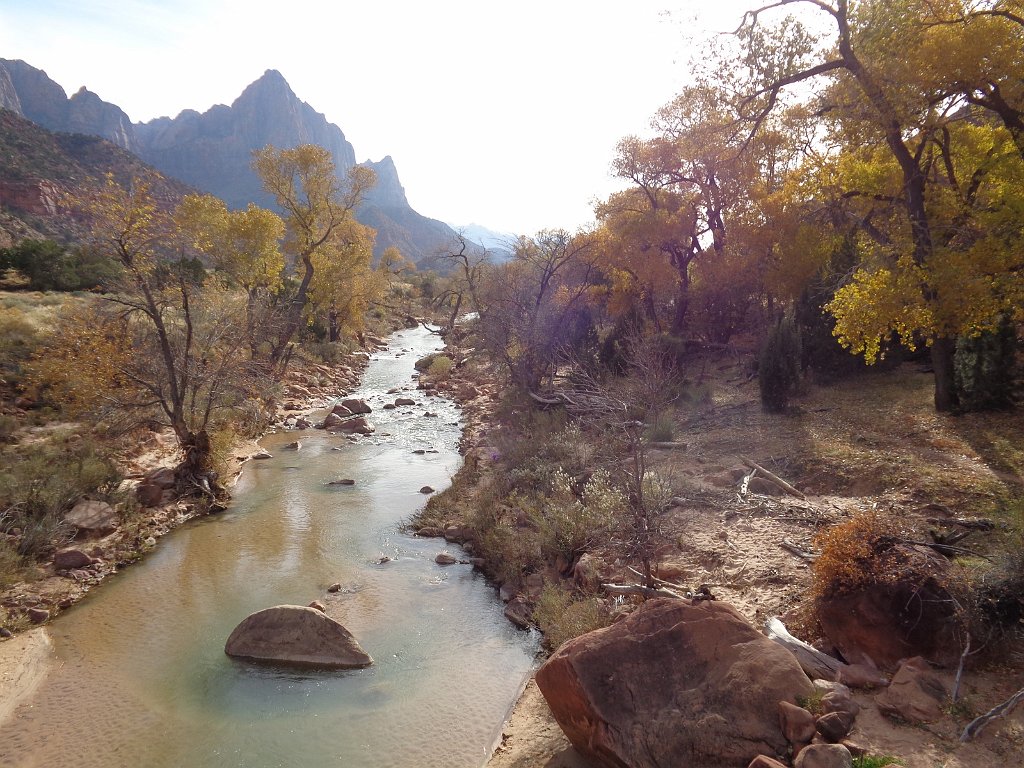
<box><xmin>0</xmin><ymin>326</ymin><xmax>537</xmax><ymax>768</ymax></box>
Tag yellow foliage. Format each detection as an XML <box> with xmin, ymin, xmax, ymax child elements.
<box><xmin>25</xmin><ymin>304</ymin><xmax>135</xmax><ymax>415</ymax></box>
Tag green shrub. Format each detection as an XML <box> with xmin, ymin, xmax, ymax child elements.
<box><xmin>759</xmin><ymin>312</ymin><xmax>802</xmax><ymax>413</ymax></box>
<box><xmin>852</xmin><ymin>756</ymin><xmax>903</xmax><ymax>768</ymax></box>
<box><xmin>0</xmin><ymin>239</ymin><xmax>121</xmax><ymax>292</ymax></box>
<box><xmin>427</xmin><ymin>355</ymin><xmax>454</xmax><ymax>377</ymax></box>
<box><xmin>533</xmin><ymin>583</ymin><xmax>611</xmax><ymax>650</ymax></box>
<box><xmin>0</xmin><ymin>439</ymin><xmax>121</xmax><ymax>559</ymax></box>
<box><xmin>955</xmin><ymin>316</ymin><xmax>1018</xmax><ymax>411</ymax></box>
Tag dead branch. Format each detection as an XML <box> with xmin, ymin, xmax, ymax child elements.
<box><xmin>739</xmin><ymin>456</ymin><xmax>806</xmax><ymax>500</ymax></box>
<box><xmin>648</xmin><ymin>441</ymin><xmax>688</xmax><ymax>450</ymax></box>
<box><xmin>627</xmin><ymin>566</ymin><xmax>688</xmax><ymax>592</ymax></box>
<box><xmin>952</xmin><ymin>634</ymin><xmax>970</xmax><ymax>703</ymax></box>
<box><xmin>898</xmin><ymin>538</ymin><xmax>993</xmax><ymax>561</ymax></box>
<box><xmin>960</xmin><ymin>687</ymin><xmax>1024</xmax><ymax>742</ymax></box>
<box><xmin>602</xmin><ymin>583</ymin><xmax>688</xmax><ymax>601</ymax></box>
<box><xmin>780</xmin><ymin>538</ymin><xmax>818</xmax><ymax>562</ymax></box>
<box><xmin>765</xmin><ymin>617</ymin><xmax>844</xmax><ymax>681</ymax></box>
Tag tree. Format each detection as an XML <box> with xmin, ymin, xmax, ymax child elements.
<box><xmin>734</xmin><ymin>0</ymin><xmax>1024</xmax><ymax>410</ymax></box>
<box><xmin>252</xmin><ymin>144</ymin><xmax>376</xmax><ymax>369</ymax></box>
<box><xmin>175</xmin><ymin>194</ymin><xmax>285</xmax><ymax>357</ymax></box>
<box><xmin>477</xmin><ymin>230</ymin><xmax>598</xmax><ymax>390</ymax></box>
<box><xmin>48</xmin><ymin>173</ymin><xmax>257</xmax><ymax>497</ymax></box>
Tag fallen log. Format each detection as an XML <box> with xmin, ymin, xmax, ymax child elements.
<box><xmin>739</xmin><ymin>457</ymin><xmax>806</xmax><ymax>500</ymax></box>
<box><xmin>528</xmin><ymin>390</ymin><xmax>566</xmax><ymax>406</ymax></box>
<box><xmin>765</xmin><ymin>617</ymin><xmax>844</xmax><ymax>681</ymax></box>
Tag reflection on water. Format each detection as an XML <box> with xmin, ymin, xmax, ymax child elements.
<box><xmin>0</xmin><ymin>327</ymin><xmax>537</xmax><ymax>768</ymax></box>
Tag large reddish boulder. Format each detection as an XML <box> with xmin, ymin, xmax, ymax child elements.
<box><xmin>64</xmin><ymin>499</ymin><xmax>119</xmax><ymax>535</ymax></box>
<box><xmin>817</xmin><ymin>544</ymin><xmax>963</xmax><ymax>669</ymax></box>
<box><xmin>536</xmin><ymin>599</ymin><xmax>813</xmax><ymax>768</ymax></box>
<box><xmin>225</xmin><ymin>605</ymin><xmax>372</xmax><ymax>669</ymax></box>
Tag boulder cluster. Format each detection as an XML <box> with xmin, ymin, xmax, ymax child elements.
<box><xmin>535</xmin><ymin>597</ymin><xmax>949</xmax><ymax>768</ymax></box>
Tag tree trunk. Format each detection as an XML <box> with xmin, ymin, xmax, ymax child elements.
<box><xmin>931</xmin><ymin>336</ymin><xmax>959</xmax><ymax>412</ymax></box>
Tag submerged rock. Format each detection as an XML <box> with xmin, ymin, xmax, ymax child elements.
<box><xmin>225</xmin><ymin>605</ymin><xmax>372</xmax><ymax>669</ymax></box>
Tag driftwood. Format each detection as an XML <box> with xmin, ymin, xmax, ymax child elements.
<box><xmin>602</xmin><ymin>583</ymin><xmax>688</xmax><ymax>601</ymax></box>
<box><xmin>960</xmin><ymin>687</ymin><xmax>1024</xmax><ymax>742</ymax></box>
<box><xmin>739</xmin><ymin>457</ymin><xmax>806</xmax><ymax>500</ymax></box>
<box><xmin>765</xmin><ymin>617</ymin><xmax>844</xmax><ymax>681</ymax></box>
<box><xmin>528</xmin><ymin>390</ymin><xmax>566</xmax><ymax>406</ymax></box>
<box><xmin>780</xmin><ymin>538</ymin><xmax>817</xmax><ymax>562</ymax></box>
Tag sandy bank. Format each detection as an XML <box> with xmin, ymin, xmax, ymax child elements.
<box><xmin>0</xmin><ymin>628</ymin><xmax>52</xmax><ymax>728</ymax></box>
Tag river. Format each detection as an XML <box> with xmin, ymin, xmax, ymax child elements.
<box><xmin>0</xmin><ymin>326</ymin><xmax>537</xmax><ymax>768</ymax></box>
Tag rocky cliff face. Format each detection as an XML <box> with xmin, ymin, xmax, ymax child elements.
<box><xmin>134</xmin><ymin>70</ymin><xmax>358</xmax><ymax>212</ymax></box>
<box><xmin>132</xmin><ymin>70</ymin><xmax>457</xmax><ymax>263</ymax></box>
<box><xmin>0</xmin><ymin>59</ymin><xmax>138</xmax><ymax>153</ymax></box>
<box><xmin>0</xmin><ymin>62</ymin><xmax>465</xmax><ymax>264</ymax></box>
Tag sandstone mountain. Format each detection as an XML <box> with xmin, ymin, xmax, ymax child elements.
<box><xmin>0</xmin><ymin>109</ymin><xmax>191</xmax><ymax>248</ymax></box>
<box><xmin>0</xmin><ymin>60</ymin><xmax>472</xmax><ymax>264</ymax></box>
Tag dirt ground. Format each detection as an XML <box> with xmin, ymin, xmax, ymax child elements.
<box><xmin>484</xmin><ymin>355</ymin><xmax>1024</xmax><ymax>768</ymax></box>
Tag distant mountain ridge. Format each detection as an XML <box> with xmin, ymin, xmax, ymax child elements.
<box><xmin>0</xmin><ymin>60</ymin><xmax>471</xmax><ymax>264</ymax></box>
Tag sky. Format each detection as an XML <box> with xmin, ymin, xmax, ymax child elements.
<box><xmin>0</xmin><ymin>0</ymin><xmax>754</xmax><ymax>236</ymax></box>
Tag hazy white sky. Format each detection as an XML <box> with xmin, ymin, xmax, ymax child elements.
<box><xmin>0</xmin><ymin>0</ymin><xmax>753</xmax><ymax>235</ymax></box>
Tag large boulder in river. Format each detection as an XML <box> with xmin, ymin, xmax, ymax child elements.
<box><xmin>536</xmin><ymin>598</ymin><xmax>813</xmax><ymax>768</ymax></box>
<box><xmin>340</xmin><ymin>398</ymin><xmax>372</xmax><ymax>415</ymax></box>
<box><xmin>327</xmin><ymin>416</ymin><xmax>375</xmax><ymax>435</ymax></box>
<box><xmin>224</xmin><ymin>605</ymin><xmax>372</xmax><ymax>668</ymax></box>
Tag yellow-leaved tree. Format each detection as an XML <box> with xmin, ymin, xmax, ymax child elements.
<box><xmin>40</xmin><ymin>174</ymin><xmax>259</xmax><ymax>497</ymax></box>
<box><xmin>252</xmin><ymin>144</ymin><xmax>377</xmax><ymax>370</ymax></box>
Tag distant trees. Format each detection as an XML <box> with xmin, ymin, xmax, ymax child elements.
<box><xmin>476</xmin><ymin>229</ymin><xmax>599</xmax><ymax>390</ymax></box>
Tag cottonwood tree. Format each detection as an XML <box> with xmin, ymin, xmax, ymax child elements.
<box><xmin>175</xmin><ymin>194</ymin><xmax>285</xmax><ymax>357</ymax></box>
<box><xmin>45</xmin><ymin>174</ymin><xmax>258</xmax><ymax>496</ymax></box>
<box><xmin>252</xmin><ymin>144</ymin><xmax>377</xmax><ymax>370</ymax></box>
<box><xmin>477</xmin><ymin>230</ymin><xmax>599</xmax><ymax>391</ymax></box>
<box><xmin>734</xmin><ymin>0</ymin><xmax>1024</xmax><ymax>410</ymax></box>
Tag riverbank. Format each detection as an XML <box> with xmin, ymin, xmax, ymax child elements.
<box><xmin>0</xmin><ymin>334</ymin><xmax>399</xmax><ymax>728</ymax></box>
<box><xmin>413</xmin><ymin>335</ymin><xmax>1024</xmax><ymax>768</ymax></box>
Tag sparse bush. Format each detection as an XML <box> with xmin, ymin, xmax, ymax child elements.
<box><xmin>0</xmin><ymin>537</ymin><xmax>25</xmax><ymax>589</ymax></box>
<box><xmin>475</xmin><ymin>518</ymin><xmax>543</xmax><ymax>585</ymax></box>
<box><xmin>0</xmin><ymin>438</ymin><xmax>120</xmax><ymax>559</ymax></box>
<box><xmin>534</xmin><ymin>469</ymin><xmax>623</xmax><ymax>562</ymax></box>
<box><xmin>645</xmin><ymin>412</ymin><xmax>675</xmax><ymax>442</ymax></box>
<box><xmin>759</xmin><ymin>312</ymin><xmax>802</xmax><ymax>412</ymax></box>
<box><xmin>811</xmin><ymin>509</ymin><xmax>899</xmax><ymax>600</ymax></box>
<box><xmin>303</xmin><ymin>339</ymin><xmax>354</xmax><ymax>365</ymax></box>
<box><xmin>533</xmin><ymin>583</ymin><xmax>611</xmax><ymax>650</ymax></box>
